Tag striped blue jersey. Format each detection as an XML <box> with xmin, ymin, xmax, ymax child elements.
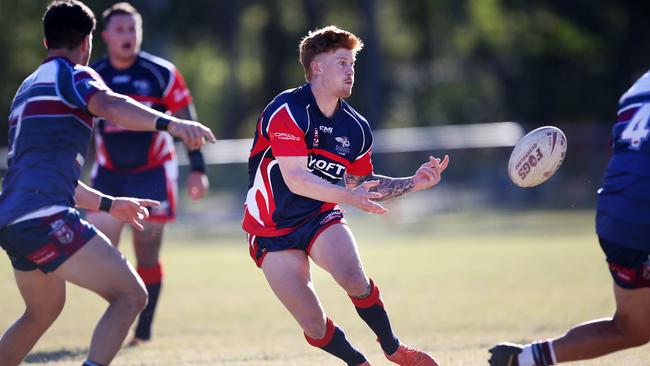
<box><xmin>0</xmin><ymin>56</ymin><xmax>108</xmax><ymax>228</ymax></box>
<box><xmin>597</xmin><ymin>70</ymin><xmax>650</xmax><ymax>249</ymax></box>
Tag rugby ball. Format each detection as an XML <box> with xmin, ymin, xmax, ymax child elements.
<box><xmin>508</xmin><ymin>126</ymin><xmax>567</xmax><ymax>187</ymax></box>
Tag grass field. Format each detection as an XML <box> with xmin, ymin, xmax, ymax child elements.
<box><xmin>1</xmin><ymin>210</ymin><xmax>649</xmax><ymax>365</ymax></box>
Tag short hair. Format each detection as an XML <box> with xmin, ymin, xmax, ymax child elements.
<box><xmin>102</xmin><ymin>2</ymin><xmax>142</xmax><ymax>28</ymax></box>
<box><xmin>43</xmin><ymin>0</ymin><xmax>96</xmax><ymax>50</ymax></box>
<box><xmin>299</xmin><ymin>25</ymin><xmax>364</xmax><ymax>81</ymax></box>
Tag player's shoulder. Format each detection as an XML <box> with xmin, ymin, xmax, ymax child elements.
<box><xmin>620</xmin><ymin>68</ymin><xmax>650</xmax><ymax>106</ymax></box>
<box><xmin>138</xmin><ymin>51</ymin><xmax>178</xmax><ymax>74</ymax></box>
<box><xmin>262</xmin><ymin>85</ymin><xmax>311</xmax><ymax>132</ymax></box>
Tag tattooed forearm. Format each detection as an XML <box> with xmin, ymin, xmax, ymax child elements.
<box><xmin>345</xmin><ymin>173</ymin><xmax>415</xmax><ymax>202</ymax></box>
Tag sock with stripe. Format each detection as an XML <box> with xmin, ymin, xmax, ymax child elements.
<box><xmin>304</xmin><ymin>317</ymin><xmax>368</xmax><ymax>366</ymax></box>
<box><xmin>349</xmin><ymin>278</ymin><xmax>400</xmax><ymax>355</ymax></box>
<box><xmin>134</xmin><ymin>262</ymin><xmax>163</xmax><ymax>340</ymax></box>
<box><xmin>82</xmin><ymin>361</ymin><xmax>105</xmax><ymax>366</ymax></box>
<box><xmin>518</xmin><ymin>340</ymin><xmax>557</xmax><ymax>366</ymax></box>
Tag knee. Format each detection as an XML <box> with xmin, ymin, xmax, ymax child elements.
<box><xmin>614</xmin><ymin>314</ymin><xmax>650</xmax><ymax>347</ymax></box>
<box><xmin>339</xmin><ymin>271</ymin><xmax>369</xmax><ymax>297</ymax></box>
<box><xmin>111</xmin><ymin>279</ymin><xmax>148</xmax><ymax>314</ymax></box>
<box><xmin>301</xmin><ymin>315</ymin><xmax>328</xmax><ymax>340</ymax></box>
<box><xmin>24</xmin><ymin>297</ymin><xmax>65</xmax><ymax>327</ymax></box>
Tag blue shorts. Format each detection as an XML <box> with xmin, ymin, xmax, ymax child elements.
<box><xmin>92</xmin><ymin>163</ymin><xmax>177</xmax><ymax>222</ymax></box>
<box><xmin>0</xmin><ymin>208</ymin><xmax>98</xmax><ymax>273</ymax></box>
<box><xmin>599</xmin><ymin>237</ymin><xmax>650</xmax><ymax>289</ymax></box>
<box><xmin>247</xmin><ymin>209</ymin><xmax>346</xmax><ymax>267</ymax></box>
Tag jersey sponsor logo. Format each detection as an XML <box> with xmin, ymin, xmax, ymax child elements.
<box><xmin>133</xmin><ymin>80</ymin><xmax>151</xmax><ymax>95</ymax></box>
<box><xmin>27</xmin><ymin>243</ymin><xmax>60</xmax><ymax>265</ymax></box>
<box><xmin>307</xmin><ymin>155</ymin><xmax>346</xmax><ymax>177</ymax></box>
<box><xmin>112</xmin><ymin>75</ymin><xmax>131</xmax><ymax>84</ymax></box>
<box><xmin>335</xmin><ymin>136</ymin><xmax>351</xmax><ymax>155</ymax></box>
<box><xmin>273</xmin><ymin>132</ymin><xmax>302</xmax><ymax>141</ymax></box>
<box><xmin>49</xmin><ymin>219</ymin><xmax>74</xmax><ymax>244</ymax></box>
<box><xmin>319</xmin><ymin>125</ymin><xmax>334</xmax><ymax>134</ymax></box>
<box><xmin>173</xmin><ymin>89</ymin><xmax>188</xmax><ymax>103</ymax></box>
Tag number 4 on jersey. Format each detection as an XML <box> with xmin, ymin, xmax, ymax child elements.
<box><xmin>621</xmin><ymin>104</ymin><xmax>650</xmax><ymax>150</ymax></box>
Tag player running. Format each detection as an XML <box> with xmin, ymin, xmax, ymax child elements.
<box><xmin>86</xmin><ymin>2</ymin><xmax>209</xmax><ymax>346</ymax></box>
<box><xmin>489</xmin><ymin>70</ymin><xmax>650</xmax><ymax>365</ymax></box>
<box><xmin>243</xmin><ymin>25</ymin><xmax>448</xmax><ymax>366</ymax></box>
<box><xmin>0</xmin><ymin>1</ymin><xmax>214</xmax><ymax>365</ymax></box>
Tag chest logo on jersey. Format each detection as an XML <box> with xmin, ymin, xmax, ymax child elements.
<box><xmin>49</xmin><ymin>219</ymin><xmax>74</xmax><ymax>244</ymax></box>
<box><xmin>133</xmin><ymin>80</ymin><xmax>151</xmax><ymax>95</ymax></box>
<box><xmin>112</xmin><ymin>75</ymin><xmax>131</xmax><ymax>84</ymax></box>
<box><xmin>307</xmin><ymin>155</ymin><xmax>346</xmax><ymax>177</ymax></box>
<box><xmin>319</xmin><ymin>125</ymin><xmax>334</xmax><ymax>134</ymax></box>
<box><xmin>335</xmin><ymin>136</ymin><xmax>351</xmax><ymax>155</ymax></box>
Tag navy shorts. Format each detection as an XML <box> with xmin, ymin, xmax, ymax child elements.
<box><xmin>0</xmin><ymin>208</ymin><xmax>98</xmax><ymax>273</ymax></box>
<box><xmin>247</xmin><ymin>209</ymin><xmax>346</xmax><ymax>267</ymax></box>
<box><xmin>92</xmin><ymin>163</ymin><xmax>177</xmax><ymax>222</ymax></box>
<box><xmin>599</xmin><ymin>237</ymin><xmax>650</xmax><ymax>289</ymax></box>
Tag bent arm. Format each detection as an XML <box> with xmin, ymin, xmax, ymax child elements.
<box><xmin>87</xmin><ymin>89</ymin><xmax>179</xmax><ymax>132</ymax></box>
<box><xmin>276</xmin><ymin>156</ymin><xmax>352</xmax><ymax>204</ymax></box>
<box><xmin>345</xmin><ymin>173</ymin><xmax>415</xmax><ymax>202</ymax></box>
<box><xmin>75</xmin><ymin>181</ymin><xmax>106</xmax><ymax>211</ymax></box>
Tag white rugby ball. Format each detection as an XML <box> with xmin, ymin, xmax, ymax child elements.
<box><xmin>508</xmin><ymin>126</ymin><xmax>567</xmax><ymax>187</ymax></box>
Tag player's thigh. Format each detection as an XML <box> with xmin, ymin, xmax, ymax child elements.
<box><xmin>52</xmin><ymin>233</ymin><xmax>145</xmax><ymax>302</ymax></box>
<box><xmin>132</xmin><ymin>221</ymin><xmax>165</xmax><ymax>267</ymax></box>
<box><xmin>309</xmin><ymin>223</ymin><xmax>368</xmax><ymax>289</ymax></box>
<box><xmin>262</xmin><ymin>250</ymin><xmax>325</xmax><ymax>324</ymax></box>
<box><xmin>86</xmin><ymin>211</ymin><xmax>125</xmax><ymax>247</ymax></box>
<box><xmin>14</xmin><ymin>269</ymin><xmax>66</xmax><ymax>318</ymax></box>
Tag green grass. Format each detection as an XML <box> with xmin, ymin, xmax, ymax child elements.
<box><xmin>1</xmin><ymin>210</ymin><xmax>649</xmax><ymax>365</ymax></box>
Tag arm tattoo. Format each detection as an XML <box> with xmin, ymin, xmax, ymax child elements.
<box><xmin>344</xmin><ymin>173</ymin><xmax>415</xmax><ymax>202</ymax></box>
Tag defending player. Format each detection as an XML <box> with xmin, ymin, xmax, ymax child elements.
<box><xmin>0</xmin><ymin>1</ymin><xmax>214</xmax><ymax>365</ymax></box>
<box><xmin>489</xmin><ymin>71</ymin><xmax>650</xmax><ymax>364</ymax></box>
<box><xmin>243</xmin><ymin>26</ymin><xmax>449</xmax><ymax>366</ymax></box>
<box><xmin>85</xmin><ymin>2</ymin><xmax>209</xmax><ymax>345</ymax></box>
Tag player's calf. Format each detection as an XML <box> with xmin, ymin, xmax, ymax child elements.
<box><xmin>304</xmin><ymin>317</ymin><xmax>369</xmax><ymax>366</ymax></box>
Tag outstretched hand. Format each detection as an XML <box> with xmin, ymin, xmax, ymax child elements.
<box><xmin>348</xmin><ymin>180</ymin><xmax>389</xmax><ymax>214</ymax></box>
<box><xmin>109</xmin><ymin>198</ymin><xmax>160</xmax><ymax>231</ymax></box>
<box><xmin>413</xmin><ymin>154</ymin><xmax>450</xmax><ymax>191</ymax></box>
<box><xmin>169</xmin><ymin>120</ymin><xmax>216</xmax><ymax>150</ymax></box>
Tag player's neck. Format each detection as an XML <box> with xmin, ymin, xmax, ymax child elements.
<box><xmin>108</xmin><ymin>54</ymin><xmax>137</xmax><ymax>70</ymax></box>
<box><xmin>47</xmin><ymin>49</ymin><xmax>83</xmax><ymax>65</ymax></box>
<box><xmin>310</xmin><ymin>83</ymin><xmax>339</xmax><ymax>118</ymax></box>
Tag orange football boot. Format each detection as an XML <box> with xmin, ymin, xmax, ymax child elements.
<box><xmin>385</xmin><ymin>343</ymin><xmax>438</xmax><ymax>366</ymax></box>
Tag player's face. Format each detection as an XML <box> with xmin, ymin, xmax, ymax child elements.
<box><xmin>316</xmin><ymin>48</ymin><xmax>356</xmax><ymax>99</ymax></box>
<box><xmin>102</xmin><ymin>14</ymin><xmax>142</xmax><ymax>62</ymax></box>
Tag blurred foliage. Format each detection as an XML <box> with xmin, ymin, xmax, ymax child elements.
<box><xmin>2</xmin><ymin>0</ymin><xmax>650</xmax><ymax>144</ymax></box>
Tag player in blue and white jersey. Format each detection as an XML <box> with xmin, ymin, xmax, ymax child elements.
<box><xmin>489</xmin><ymin>72</ymin><xmax>650</xmax><ymax>365</ymax></box>
<box><xmin>85</xmin><ymin>2</ymin><xmax>209</xmax><ymax>346</ymax></box>
<box><xmin>0</xmin><ymin>2</ymin><xmax>214</xmax><ymax>366</ymax></box>
<box><xmin>243</xmin><ymin>26</ymin><xmax>449</xmax><ymax>366</ymax></box>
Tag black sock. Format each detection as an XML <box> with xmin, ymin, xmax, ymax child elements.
<box><xmin>135</xmin><ymin>283</ymin><xmax>161</xmax><ymax>340</ymax></box>
<box><xmin>350</xmin><ymin>278</ymin><xmax>399</xmax><ymax>355</ymax></box>
<box><xmin>305</xmin><ymin>317</ymin><xmax>367</xmax><ymax>366</ymax></box>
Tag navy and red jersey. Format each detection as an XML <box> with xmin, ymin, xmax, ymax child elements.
<box><xmin>597</xmin><ymin>69</ymin><xmax>650</xmax><ymax>250</ymax></box>
<box><xmin>0</xmin><ymin>57</ymin><xmax>108</xmax><ymax>228</ymax></box>
<box><xmin>243</xmin><ymin>83</ymin><xmax>373</xmax><ymax>237</ymax></box>
<box><xmin>91</xmin><ymin>51</ymin><xmax>192</xmax><ymax>171</ymax></box>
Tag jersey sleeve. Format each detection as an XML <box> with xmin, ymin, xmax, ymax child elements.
<box><xmin>347</xmin><ymin>120</ymin><xmax>374</xmax><ymax>176</ymax></box>
<box><xmin>162</xmin><ymin>67</ymin><xmax>192</xmax><ymax>114</ymax></box>
<box><xmin>266</xmin><ymin>103</ymin><xmax>308</xmax><ymax>157</ymax></box>
<box><xmin>57</xmin><ymin>63</ymin><xmax>109</xmax><ymax>113</ymax></box>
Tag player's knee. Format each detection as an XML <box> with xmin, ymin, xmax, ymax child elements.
<box><xmin>339</xmin><ymin>270</ymin><xmax>369</xmax><ymax>297</ymax></box>
<box><xmin>25</xmin><ymin>299</ymin><xmax>64</xmax><ymax>326</ymax></box>
<box><xmin>614</xmin><ymin>313</ymin><xmax>650</xmax><ymax>347</ymax></box>
<box><xmin>301</xmin><ymin>315</ymin><xmax>328</xmax><ymax>340</ymax></box>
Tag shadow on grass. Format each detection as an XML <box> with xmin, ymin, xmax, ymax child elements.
<box><xmin>24</xmin><ymin>347</ymin><xmax>88</xmax><ymax>363</ymax></box>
